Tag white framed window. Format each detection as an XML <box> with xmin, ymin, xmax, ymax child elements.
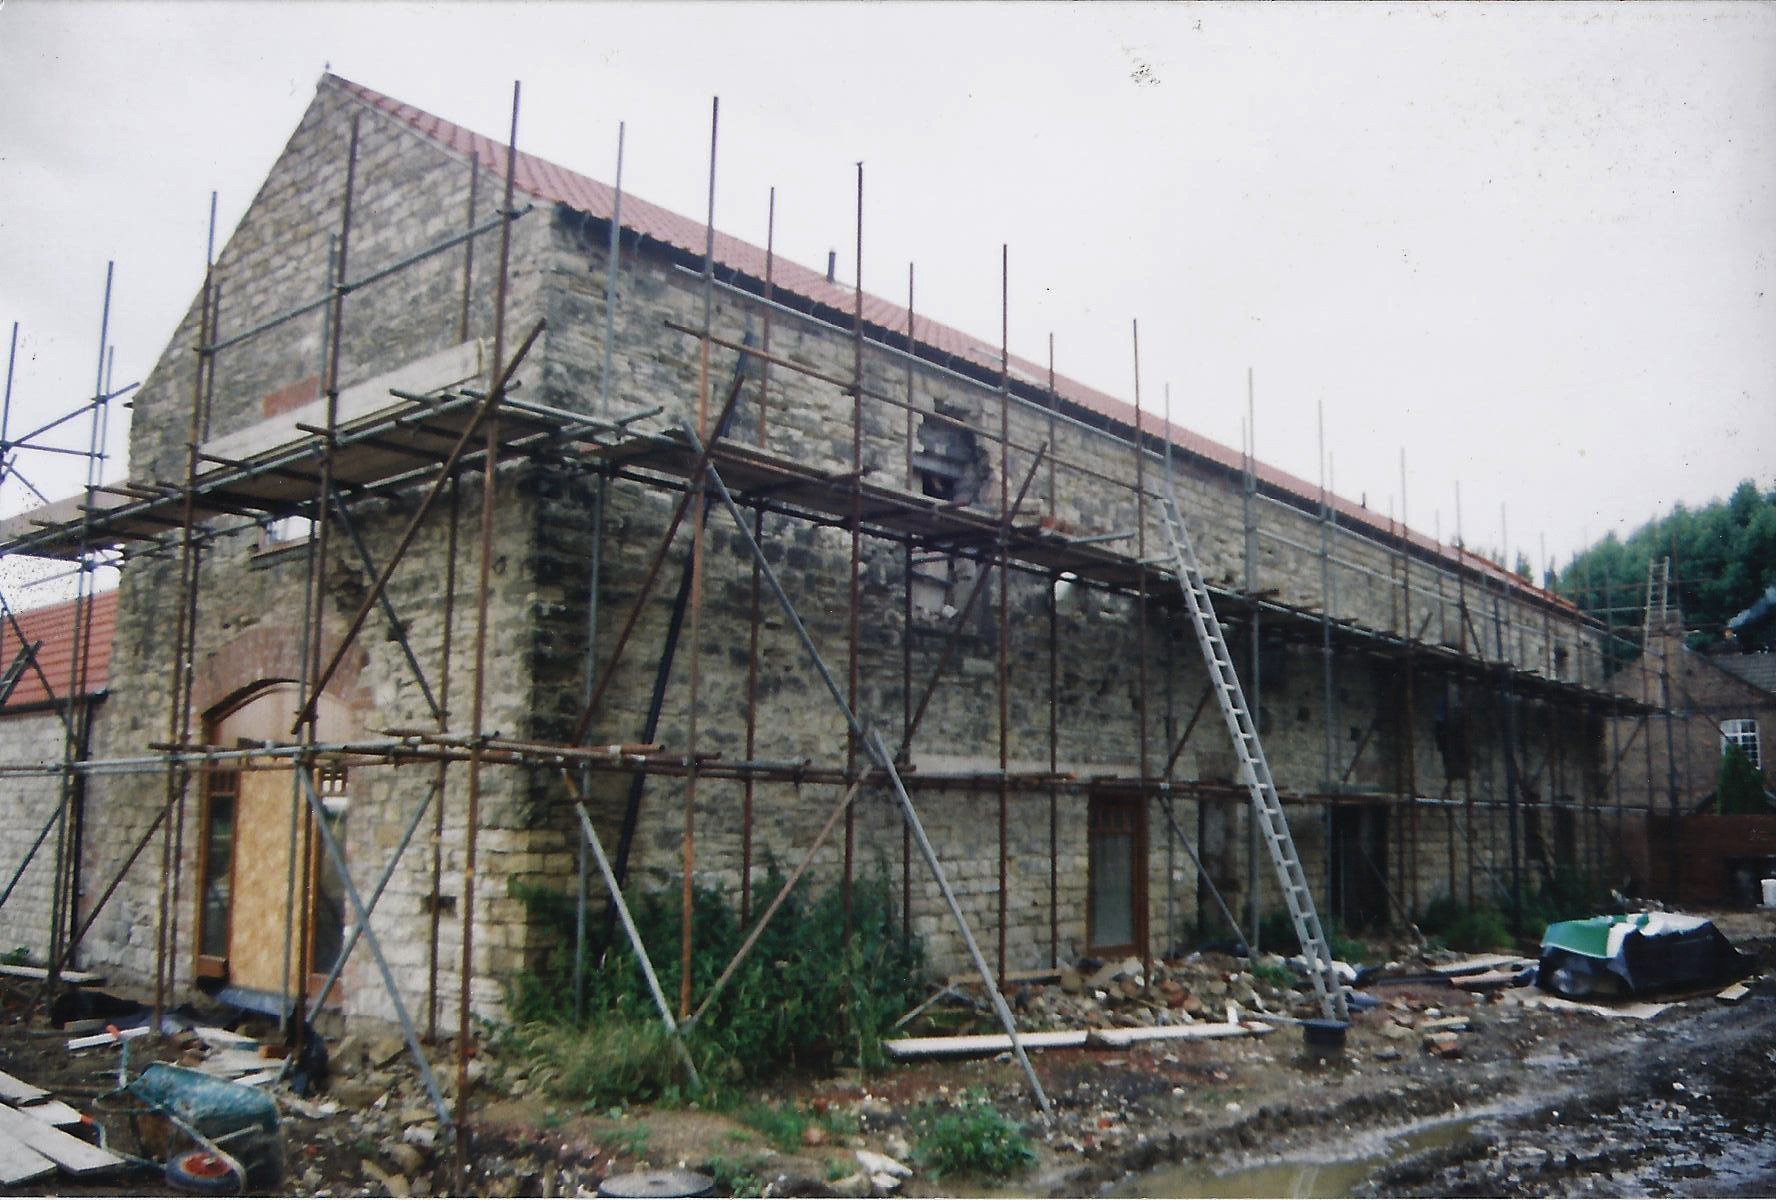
<box><xmin>1722</xmin><ymin>719</ymin><xmax>1760</xmax><ymax>770</ymax></box>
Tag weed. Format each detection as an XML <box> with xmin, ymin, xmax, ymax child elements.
<box><xmin>1418</xmin><ymin>896</ymin><xmax>1513</xmax><ymax>952</ymax></box>
<box><xmin>737</xmin><ymin>1101</ymin><xmax>810</xmax><ymax>1151</ymax></box>
<box><xmin>1257</xmin><ymin>909</ymin><xmax>1369</xmax><ymax>963</ymax></box>
<box><xmin>507</xmin><ymin>866</ymin><xmax>924</xmax><ymax>1092</ymax></box>
<box><xmin>605</xmin><ymin>1122</ymin><xmax>650</xmax><ymax>1160</ymax></box>
<box><xmin>1</xmin><ymin>947</ymin><xmax>29</xmax><ymax>967</ymax></box>
<box><xmin>824</xmin><ymin>1157</ymin><xmax>852</xmax><ymax>1182</ymax></box>
<box><xmin>733</xmin><ymin>1100</ymin><xmax>854</xmax><ymax>1152</ymax></box>
<box><xmin>1249</xmin><ymin>962</ymin><xmax>1294</xmax><ymax>989</ymax></box>
<box><xmin>913</xmin><ymin>1091</ymin><xmax>1034</xmax><ymax>1180</ymax></box>
<box><xmin>705</xmin><ymin>1154</ymin><xmax>767</xmax><ymax>1197</ymax></box>
<box><xmin>504</xmin><ymin>1020</ymin><xmax>680</xmax><ymax>1107</ymax></box>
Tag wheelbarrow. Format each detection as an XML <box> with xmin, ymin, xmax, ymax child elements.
<box><xmin>100</xmin><ymin>1061</ymin><xmax>284</xmax><ymax>1194</ymax></box>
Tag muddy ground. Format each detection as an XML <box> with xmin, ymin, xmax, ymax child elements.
<box><xmin>1</xmin><ymin>908</ymin><xmax>1771</xmax><ymax>1197</ymax></box>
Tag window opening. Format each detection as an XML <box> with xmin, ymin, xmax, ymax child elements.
<box><xmin>263</xmin><ymin>514</ymin><xmax>316</xmax><ymax>547</ymax></box>
<box><xmin>1722</xmin><ymin>718</ymin><xmax>1760</xmax><ymax>770</ymax></box>
<box><xmin>197</xmin><ymin>765</ymin><xmax>238</xmax><ymax>964</ymax></box>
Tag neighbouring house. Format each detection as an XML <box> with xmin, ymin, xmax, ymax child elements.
<box><xmin>0</xmin><ymin>74</ymin><xmax>1646</xmax><ymax>1035</ymax></box>
<box><xmin>1613</xmin><ymin>623</ymin><xmax>1776</xmax><ymax>906</ymax></box>
<box><xmin>0</xmin><ymin>591</ymin><xmax>116</xmax><ymax>961</ymax></box>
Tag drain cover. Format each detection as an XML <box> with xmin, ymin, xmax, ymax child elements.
<box><xmin>596</xmin><ymin>1169</ymin><xmax>715</xmax><ymax>1198</ymax></box>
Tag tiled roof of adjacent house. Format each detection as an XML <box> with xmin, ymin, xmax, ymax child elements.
<box><xmin>328</xmin><ymin>73</ymin><xmax>1576</xmax><ymax>615</ymax></box>
<box><xmin>0</xmin><ymin>590</ymin><xmax>116</xmax><ymax>712</ymax></box>
<box><xmin>1712</xmin><ymin>652</ymin><xmax>1776</xmax><ymax>699</ymax></box>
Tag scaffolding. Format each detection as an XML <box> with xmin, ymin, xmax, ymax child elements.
<box><xmin>0</xmin><ymin>79</ymin><xmax>1666</xmax><ymax>1166</ymax></box>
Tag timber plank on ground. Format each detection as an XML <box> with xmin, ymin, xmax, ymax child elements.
<box><xmin>0</xmin><ymin>1072</ymin><xmax>47</xmax><ymax>1107</ymax></box>
<box><xmin>0</xmin><ymin>1126</ymin><xmax>56</xmax><ymax>1186</ymax></box>
<box><xmin>0</xmin><ymin>964</ymin><xmax>103</xmax><ymax>986</ymax></box>
<box><xmin>16</xmin><ymin>1101</ymin><xmax>82</xmax><ymax>1128</ymax></box>
<box><xmin>0</xmin><ymin>1103</ymin><xmax>125</xmax><ymax>1176</ymax></box>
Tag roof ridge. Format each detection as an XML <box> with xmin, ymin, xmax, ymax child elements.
<box><xmin>321</xmin><ymin>72</ymin><xmax>1574</xmax><ymax>615</ymax></box>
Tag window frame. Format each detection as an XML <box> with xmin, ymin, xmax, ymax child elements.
<box><xmin>1722</xmin><ymin>718</ymin><xmax>1760</xmax><ymax>770</ymax></box>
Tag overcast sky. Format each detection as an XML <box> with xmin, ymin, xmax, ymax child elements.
<box><xmin>1</xmin><ymin>1</ymin><xmax>1772</xmax><ymax>605</ymax></box>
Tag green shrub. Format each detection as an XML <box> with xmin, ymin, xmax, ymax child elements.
<box><xmin>1419</xmin><ymin>895</ymin><xmax>1512</xmax><ymax>952</ymax></box>
<box><xmin>1</xmin><ymin>946</ymin><xmax>30</xmax><ymax>967</ymax></box>
<box><xmin>1257</xmin><ymin>909</ymin><xmax>1369</xmax><ymax>964</ymax></box>
<box><xmin>1522</xmin><ymin>866</ymin><xmax>1605</xmax><ymax>936</ymax></box>
<box><xmin>507</xmin><ymin>866</ymin><xmax>924</xmax><ymax>1093</ymax></box>
<box><xmin>914</xmin><ymin>1092</ymin><xmax>1034</xmax><ymax>1180</ymax></box>
<box><xmin>1718</xmin><ymin>746</ymin><xmax>1770</xmax><ymax>814</ymax></box>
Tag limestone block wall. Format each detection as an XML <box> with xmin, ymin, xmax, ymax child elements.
<box><xmin>0</xmin><ymin>704</ymin><xmax>101</xmax><ymax>962</ymax></box>
<box><xmin>130</xmin><ymin>79</ymin><xmax>551</xmax><ymax>484</ymax></box>
<box><xmin>516</xmin><ymin>214</ymin><xmax>1617</xmax><ymax>973</ymax></box>
<box><xmin>65</xmin><ymin>61</ymin><xmax>1625</xmax><ymax>1016</ymax></box>
<box><xmin>81</xmin><ymin>78</ymin><xmax>567</xmax><ymax>1024</ymax></box>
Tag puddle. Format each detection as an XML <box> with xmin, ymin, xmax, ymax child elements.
<box><xmin>1110</xmin><ymin>1117</ymin><xmax>1478</xmax><ymax>1199</ymax></box>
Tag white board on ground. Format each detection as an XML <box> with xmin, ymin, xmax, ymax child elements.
<box><xmin>1512</xmin><ymin>991</ymin><xmax>1676</xmax><ymax>1020</ymax></box>
<box><xmin>1085</xmin><ymin>1022</ymin><xmax>1267</xmax><ymax>1048</ymax></box>
<box><xmin>1432</xmin><ymin>955</ymin><xmax>1537</xmax><ymax>977</ymax></box>
<box><xmin>884</xmin><ymin>1030</ymin><xmax>1086</xmax><ymax>1059</ymax></box>
<box><xmin>196</xmin><ymin>1049</ymin><xmax>274</xmax><ymax>1078</ymax></box>
<box><xmin>0</xmin><ymin>1070</ymin><xmax>48</xmax><ymax>1106</ymax></box>
<box><xmin>0</xmin><ymin>1103</ymin><xmax>125</xmax><ymax>1176</ymax></box>
<box><xmin>18</xmin><ymin>1100</ymin><xmax>83</xmax><ymax>1128</ymax></box>
<box><xmin>0</xmin><ymin>964</ymin><xmax>104</xmax><ymax>985</ymax></box>
<box><xmin>66</xmin><ymin>1025</ymin><xmax>150</xmax><ymax>1050</ymax></box>
<box><xmin>0</xmin><ymin>1127</ymin><xmax>55</xmax><ymax>1186</ymax></box>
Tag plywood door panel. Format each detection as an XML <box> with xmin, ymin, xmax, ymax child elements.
<box><xmin>228</xmin><ymin>768</ymin><xmax>303</xmax><ymax>991</ymax></box>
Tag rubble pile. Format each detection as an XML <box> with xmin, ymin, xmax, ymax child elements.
<box><xmin>1009</xmin><ymin>953</ymin><xmax>1318</xmax><ymax>1032</ymax></box>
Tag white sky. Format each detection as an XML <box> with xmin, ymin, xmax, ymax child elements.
<box><xmin>1</xmin><ymin>0</ymin><xmax>1772</xmax><ymax>604</ymax></box>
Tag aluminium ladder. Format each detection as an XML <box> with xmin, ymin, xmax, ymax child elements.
<box><xmin>1157</xmin><ymin>486</ymin><xmax>1350</xmax><ymax>1022</ymax></box>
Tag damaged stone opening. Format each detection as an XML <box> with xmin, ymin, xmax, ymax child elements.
<box><xmin>910</xmin><ymin>410</ymin><xmax>993</xmax><ymax>624</ymax></box>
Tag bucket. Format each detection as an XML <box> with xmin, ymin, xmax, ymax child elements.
<box><xmin>1301</xmin><ymin>1019</ymin><xmax>1348</xmax><ymax>1050</ymax></box>
<box><xmin>1761</xmin><ymin>878</ymin><xmax>1776</xmax><ymax>908</ymax></box>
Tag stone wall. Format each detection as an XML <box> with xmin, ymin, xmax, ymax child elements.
<box><xmin>529</xmin><ymin>212</ymin><xmax>1616</xmax><ymax>971</ymax></box>
<box><xmin>0</xmin><ymin>701</ymin><xmax>101</xmax><ymax>962</ymax></box>
<box><xmin>1608</xmin><ymin>631</ymin><xmax>1776</xmax><ymax>899</ymax></box>
<box><xmin>83</xmin><ymin>77</ymin><xmax>567</xmax><ymax>1025</ymax></box>
<box><xmin>65</xmin><ymin>67</ymin><xmax>1628</xmax><ymax>1022</ymax></box>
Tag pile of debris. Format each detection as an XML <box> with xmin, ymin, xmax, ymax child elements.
<box><xmin>1020</xmin><ymin>953</ymin><xmax>1319</xmax><ymax>1030</ymax></box>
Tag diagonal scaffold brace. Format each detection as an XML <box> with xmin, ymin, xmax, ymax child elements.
<box><xmin>677</xmin><ymin>419</ymin><xmax>1052</xmax><ymax>1116</ymax></box>
<box><xmin>561</xmin><ymin>780</ymin><xmax>702</xmax><ymax>1090</ymax></box>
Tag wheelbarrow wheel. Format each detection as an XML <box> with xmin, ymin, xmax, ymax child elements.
<box><xmin>166</xmin><ymin>1149</ymin><xmax>243</xmax><ymax>1196</ymax></box>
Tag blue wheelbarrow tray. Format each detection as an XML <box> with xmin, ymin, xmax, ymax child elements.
<box><xmin>126</xmin><ymin>1063</ymin><xmax>285</xmax><ymax>1190</ymax></box>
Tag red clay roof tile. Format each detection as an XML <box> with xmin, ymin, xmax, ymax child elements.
<box><xmin>0</xmin><ymin>589</ymin><xmax>116</xmax><ymax>712</ymax></box>
<box><xmin>327</xmin><ymin>74</ymin><xmax>1572</xmax><ymax>614</ymax></box>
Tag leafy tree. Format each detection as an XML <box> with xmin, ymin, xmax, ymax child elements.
<box><xmin>1717</xmin><ymin>745</ymin><xmax>1770</xmax><ymax>815</ymax></box>
<box><xmin>1552</xmin><ymin>479</ymin><xmax>1776</xmax><ymax>654</ymax></box>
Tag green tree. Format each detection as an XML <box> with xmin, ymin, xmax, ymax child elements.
<box><xmin>1717</xmin><ymin>745</ymin><xmax>1769</xmax><ymax>815</ymax></box>
<box><xmin>1553</xmin><ymin>479</ymin><xmax>1776</xmax><ymax>654</ymax></box>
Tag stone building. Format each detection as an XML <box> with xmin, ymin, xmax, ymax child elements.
<box><xmin>0</xmin><ymin>74</ymin><xmax>1644</xmax><ymax>1031</ymax></box>
<box><xmin>1611</xmin><ymin>624</ymin><xmax>1776</xmax><ymax>904</ymax></box>
<box><xmin>0</xmin><ymin>591</ymin><xmax>115</xmax><ymax>960</ymax></box>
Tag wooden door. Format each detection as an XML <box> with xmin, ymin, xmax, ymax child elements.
<box><xmin>1088</xmin><ymin>793</ymin><xmax>1146</xmax><ymax>955</ymax></box>
<box><xmin>194</xmin><ymin>683</ymin><xmax>354</xmax><ymax>992</ymax></box>
<box><xmin>226</xmin><ymin>766</ymin><xmax>305</xmax><ymax>992</ymax></box>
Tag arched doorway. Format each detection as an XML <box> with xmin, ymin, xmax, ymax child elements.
<box><xmin>193</xmin><ymin>682</ymin><xmax>355</xmax><ymax>1002</ymax></box>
